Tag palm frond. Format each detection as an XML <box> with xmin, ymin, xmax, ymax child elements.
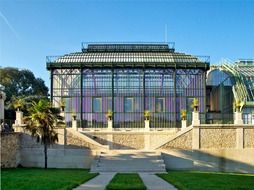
<box><xmin>23</xmin><ymin>99</ymin><xmax>63</xmax><ymax>146</ymax></box>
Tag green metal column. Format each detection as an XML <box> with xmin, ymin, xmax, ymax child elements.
<box><xmin>173</xmin><ymin>69</ymin><xmax>177</xmax><ymax>127</ymax></box>
<box><xmin>219</xmin><ymin>83</ymin><xmax>224</xmax><ymax>123</ymax></box>
<box><xmin>203</xmin><ymin>71</ymin><xmax>206</xmax><ymax>124</ymax></box>
<box><xmin>80</xmin><ymin>68</ymin><xmax>83</xmax><ymax>127</ymax></box>
<box><xmin>143</xmin><ymin>69</ymin><xmax>146</xmax><ymax>128</ymax></box>
<box><xmin>112</xmin><ymin>69</ymin><xmax>114</xmax><ymax>128</ymax></box>
<box><xmin>50</xmin><ymin>70</ymin><xmax>53</xmax><ymax>102</ymax></box>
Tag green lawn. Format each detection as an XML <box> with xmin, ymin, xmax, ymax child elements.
<box><xmin>106</xmin><ymin>173</ymin><xmax>146</xmax><ymax>190</ymax></box>
<box><xmin>1</xmin><ymin>168</ymin><xmax>98</xmax><ymax>190</ymax></box>
<box><xmin>157</xmin><ymin>171</ymin><xmax>254</xmax><ymax>190</ymax></box>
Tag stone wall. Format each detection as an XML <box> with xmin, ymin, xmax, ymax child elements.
<box><xmin>19</xmin><ymin>131</ymin><xmax>95</xmax><ymax>168</ymax></box>
<box><xmin>112</xmin><ymin>134</ymin><xmax>145</xmax><ymax>149</ymax></box>
<box><xmin>1</xmin><ymin>129</ymin><xmax>100</xmax><ymax>168</ymax></box>
<box><xmin>82</xmin><ymin>133</ymin><xmax>145</xmax><ymax>149</ymax></box>
<box><xmin>160</xmin><ymin>130</ymin><xmax>192</xmax><ymax>149</ymax></box>
<box><xmin>66</xmin><ymin>129</ymin><xmax>101</xmax><ymax>150</ymax></box>
<box><xmin>82</xmin><ymin>132</ymin><xmax>177</xmax><ymax>150</ymax></box>
<box><xmin>159</xmin><ymin>125</ymin><xmax>254</xmax><ymax>173</ymax></box>
<box><xmin>84</xmin><ymin>134</ymin><xmax>109</xmax><ymax>145</ymax></box>
<box><xmin>162</xmin><ymin>149</ymin><xmax>254</xmax><ymax>173</ymax></box>
<box><xmin>20</xmin><ymin>148</ymin><xmax>93</xmax><ymax>168</ymax></box>
<box><xmin>149</xmin><ymin>134</ymin><xmax>175</xmax><ymax>149</ymax></box>
<box><xmin>158</xmin><ymin>125</ymin><xmax>253</xmax><ymax>150</ymax></box>
<box><xmin>1</xmin><ymin>133</ymin><xmax>21</xmax><ymax>168</ymax></box>
<box><xmin>244</xmin><ymin>128</ymin><xmax>254</xmax><ymax>148</ymax></box>
<box><xmin>200</xmin><ymin>128</ymin><xmax>236</xmax><ymax>149</ymax></box>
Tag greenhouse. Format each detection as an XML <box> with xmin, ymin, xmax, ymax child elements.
<box><xmin>207</xmin><ymin>59</ymin><xmax>254</xmax><ymax>124</ymax></box>
<box><xmin>46</xmin><ymin>43</ymin><xmax>210</xmax><ymax>128</ymax></box>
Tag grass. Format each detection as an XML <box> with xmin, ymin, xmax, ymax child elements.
<box><xmin>1</xmin><ymin>168</ymin><xmax>98</xmax><ymax>190</ymax></box>
<box><xmin>106</xmin><ymin>173</ymin><xmax>146</xmax><ymax>190</ymax></box>
<box><xmin>157</xmin><ymin>171</ymin><xmax>254</xmax><ymax>190</ymax></box>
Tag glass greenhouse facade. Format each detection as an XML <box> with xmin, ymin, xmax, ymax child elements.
<box><xmin>47</xmin><ymin>43</ymin><xmax>210</xmax><ymax>128</ymax></box>
<box><xmin>207</xmin><ymin>59</ymin><xmax>254</xmax><ymax>124</ymax></box>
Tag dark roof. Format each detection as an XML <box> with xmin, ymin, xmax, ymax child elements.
<box><xmin>46</xmin><ymin>43</ymin><xmax>210</xmax><ymax>70</ymax></box>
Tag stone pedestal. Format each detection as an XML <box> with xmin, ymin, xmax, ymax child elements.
<box><xmin>60</xmin><ymin>111</ymin><xmax>65</xmax><ymax>120</ymax></box>
<box><xmin>144</xmin><ymin>134</ymin><xmax>150</xmax><ymax>150</ymax></box>
<box><xmin>13</xmin><ymin>124</ymin><xmax>24</xmax><ymax>132</ymax></box>
<box><xmin>15</xmin><ymin>111</ymin><xmax>23</xmax><ymax>126</ymax></box>
<box><xmin>145</xmin><ymin>120</ymin><xmax>150</xmax><ymax>131</ymax></box>
<box><xmin>72</xmin><ymin>119</ymin><xmax>78</xmax><ymax>131</ymax></box>
<box><xmin>181</xmin><ymin>120</ymin><xmax>187</xmax><ymax>130</ymax></box>
<box><xmin>234</xmin><ymin>111</ymin><xmax>243</xmax><ymax>124</ymax></box>
<box><xmin>192</xmin><ymin>126</ymin><xmax>200</xmax><ymax>149</ymax></box>
<box><xmin>108</xmin><ymin>119</ymin><xmax>113</xmax><ymax>131</ymax></box>
<box><xmin>107</xmin><ymin>134</ymin><xmax>113</xmax><ymax>149</ymax></box>
<box><xmin>236</xmin><ymin>127</ymin><xmax>244</xmax><ymax>149</ymax></box>
<box><xmin>192</xmin><ymin>111</ymin><xmax>200</xmax><ymax>125</ymax></box>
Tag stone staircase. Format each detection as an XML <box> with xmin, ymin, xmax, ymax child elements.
<box><xmin>90</xmin><ymin>150</ymin><xmax>166</xmax><ymax>173</ymax></box>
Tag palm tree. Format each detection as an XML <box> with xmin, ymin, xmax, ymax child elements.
<box><xmin>106</xmin><ymin>110</ymin><xmax>113</xmax><ymax>120</ymax></box>
<box><xmin>59</xmin><ymin>98</ymin><xmax>65</xmax><ymax>112</ymax></box>
<box><xmin>191</xmin><ymin>98</ymin><xmax>199</xmax><ymax>112</ymax></box>
<box><xmin>144</xmin><ymin>110</ymin><xmax>150</xmax><ymax>121</ymax></box>
<box><xmin>23</xmin><ymin>99</ymin><xmax>63</xmax><ymax>169</ymax></box>
<box><xmin>12</xmin><ymin>96</ymin><xmax>26</xmax><ymax>111</ymax></box>
<box><xmin>180</xmin><ymin>109</ymin><xmax>187</xmax><ymax>120</ymax></box>
<box><xmin>234</xmin><ymin>99</ymin><xmax>243</xmax><ymax>112</ymax></box>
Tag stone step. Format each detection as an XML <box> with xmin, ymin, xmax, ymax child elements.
<box><xmin>90</xmin><ymin>150</ymin><xmax>166</xmax><ymax>173</ymax></box>
<box><xmin>91</xmin><ymin>168</ymin><xmax>166</xmax><ymax>172</ymax></box>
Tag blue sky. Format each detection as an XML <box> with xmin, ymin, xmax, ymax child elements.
<box><xmin>0</xmin><ymin>0</ymin><xmax>254</xmax><ymax>88</ymax></box>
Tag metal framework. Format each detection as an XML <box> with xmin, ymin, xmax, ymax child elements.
<box><xmin>47</xmin><ymin>43</ymin><xmax>209</xmax><ymax>128</ymax></box>
<box><xmin>207</xmin><ymin>59</ymin><xmax>254</xmax><ymax>124</ymax></box>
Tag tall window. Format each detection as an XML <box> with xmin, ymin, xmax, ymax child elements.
<box><xmin>93</xmin><ymin>97</ymin><xmax>102</xmax><ymax>112</ymax></box>
<box><xmin>124</xmin><ymin>97</ymin><xmax>134</xmax><ymax>112</ymax></box>
<box><xmin>155</xmin><ymin>98</ymin><xmax>165</xmax><ymax>112</ymax></box>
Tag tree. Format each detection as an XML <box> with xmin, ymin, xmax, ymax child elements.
<box><xmin>180</xmin><ymin>109</ymin><xmax>187</xmax><ymax>120</ymax></box>
<box><xmin>234</xmin><ymin>99</ymin><xmax>244</xmax><ymax>112</ymax></box>
<box><xmin>12</xmin><ymin>96</ymin><xmax>26</xmax><ymax>111</ymax></box>
<box><xmin>191</xmin><ymin>98</ymin><xmax>199</xmax><ymax>112</ymax></box>
<box><xmin>0</xmin><ymin>67</ymin><xmax>48</xmax><ymax>103</ymax></box>
<box><xmin>23</xmin><ymin>99</ymin><xmax>63</xmax><ymax>169</ymax></box>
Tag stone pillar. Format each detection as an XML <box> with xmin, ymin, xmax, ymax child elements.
<box><xmin>234</xmin><ymin>111</ymin><xmax>243</xmax><ymax>124</ymax></box>
<box><xmin>0</xmin><ymin>90</ymin><xmax>6</xmax><ymax>121</ymax></box>
<box><xmin>108</xmin><ymin>119</ymin><xmax>113</xmax><ymax>131</ymax></box>
<box><xmin>59</xmin><ymin>111</ymin><xmax>66</xmax><ymax>128</ymax></box>
<box><xmin>145</xmin><ymin>120</ymin><xmax>150</xmax><ymax>131</ymax></box>
<box><xmin>72</xmin><ymin>118</ymin><xmax>78</xmax><ymax>131</ymax></box>
<box><xmin>15</xmin><ymin>111</ymin><xmax>23</xmax><ymax>126</ymax></box>
<box><xmin>192</xmin><ymin>126</ymin><xmax>200</xmax><ymax>149</ymax></box>
<box><xmin>60</xmin><ymin>111</ymin><xmax>65</xmax><ymax>121</ymax></box>
<box><xmin>192</xmin><ymin>111</ymin><xmax>200</xmax><ymax>125</ymax></box>
<box><xmin>13</xmin><ymin>125</ymin><xmax>24</xmax><ymax>132</ymax></box>
<box><xmin>144</xmin><ymin>134</ymin><xmax>150</xmax><ymax>150</ymax></box>
<box><xmin>181</xmin><ymin>120</ymin><xmax>187</xmax><ymax>130</ymax></box>
<box><xmin>107</xmin><ymin>134</ymin><xmax>113</xmax><ymax>149</ymax></box>
<box><xmin>236</xmin><ymin>127</ymin><xmax>244</xmax><ymax>149</ymax></box>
